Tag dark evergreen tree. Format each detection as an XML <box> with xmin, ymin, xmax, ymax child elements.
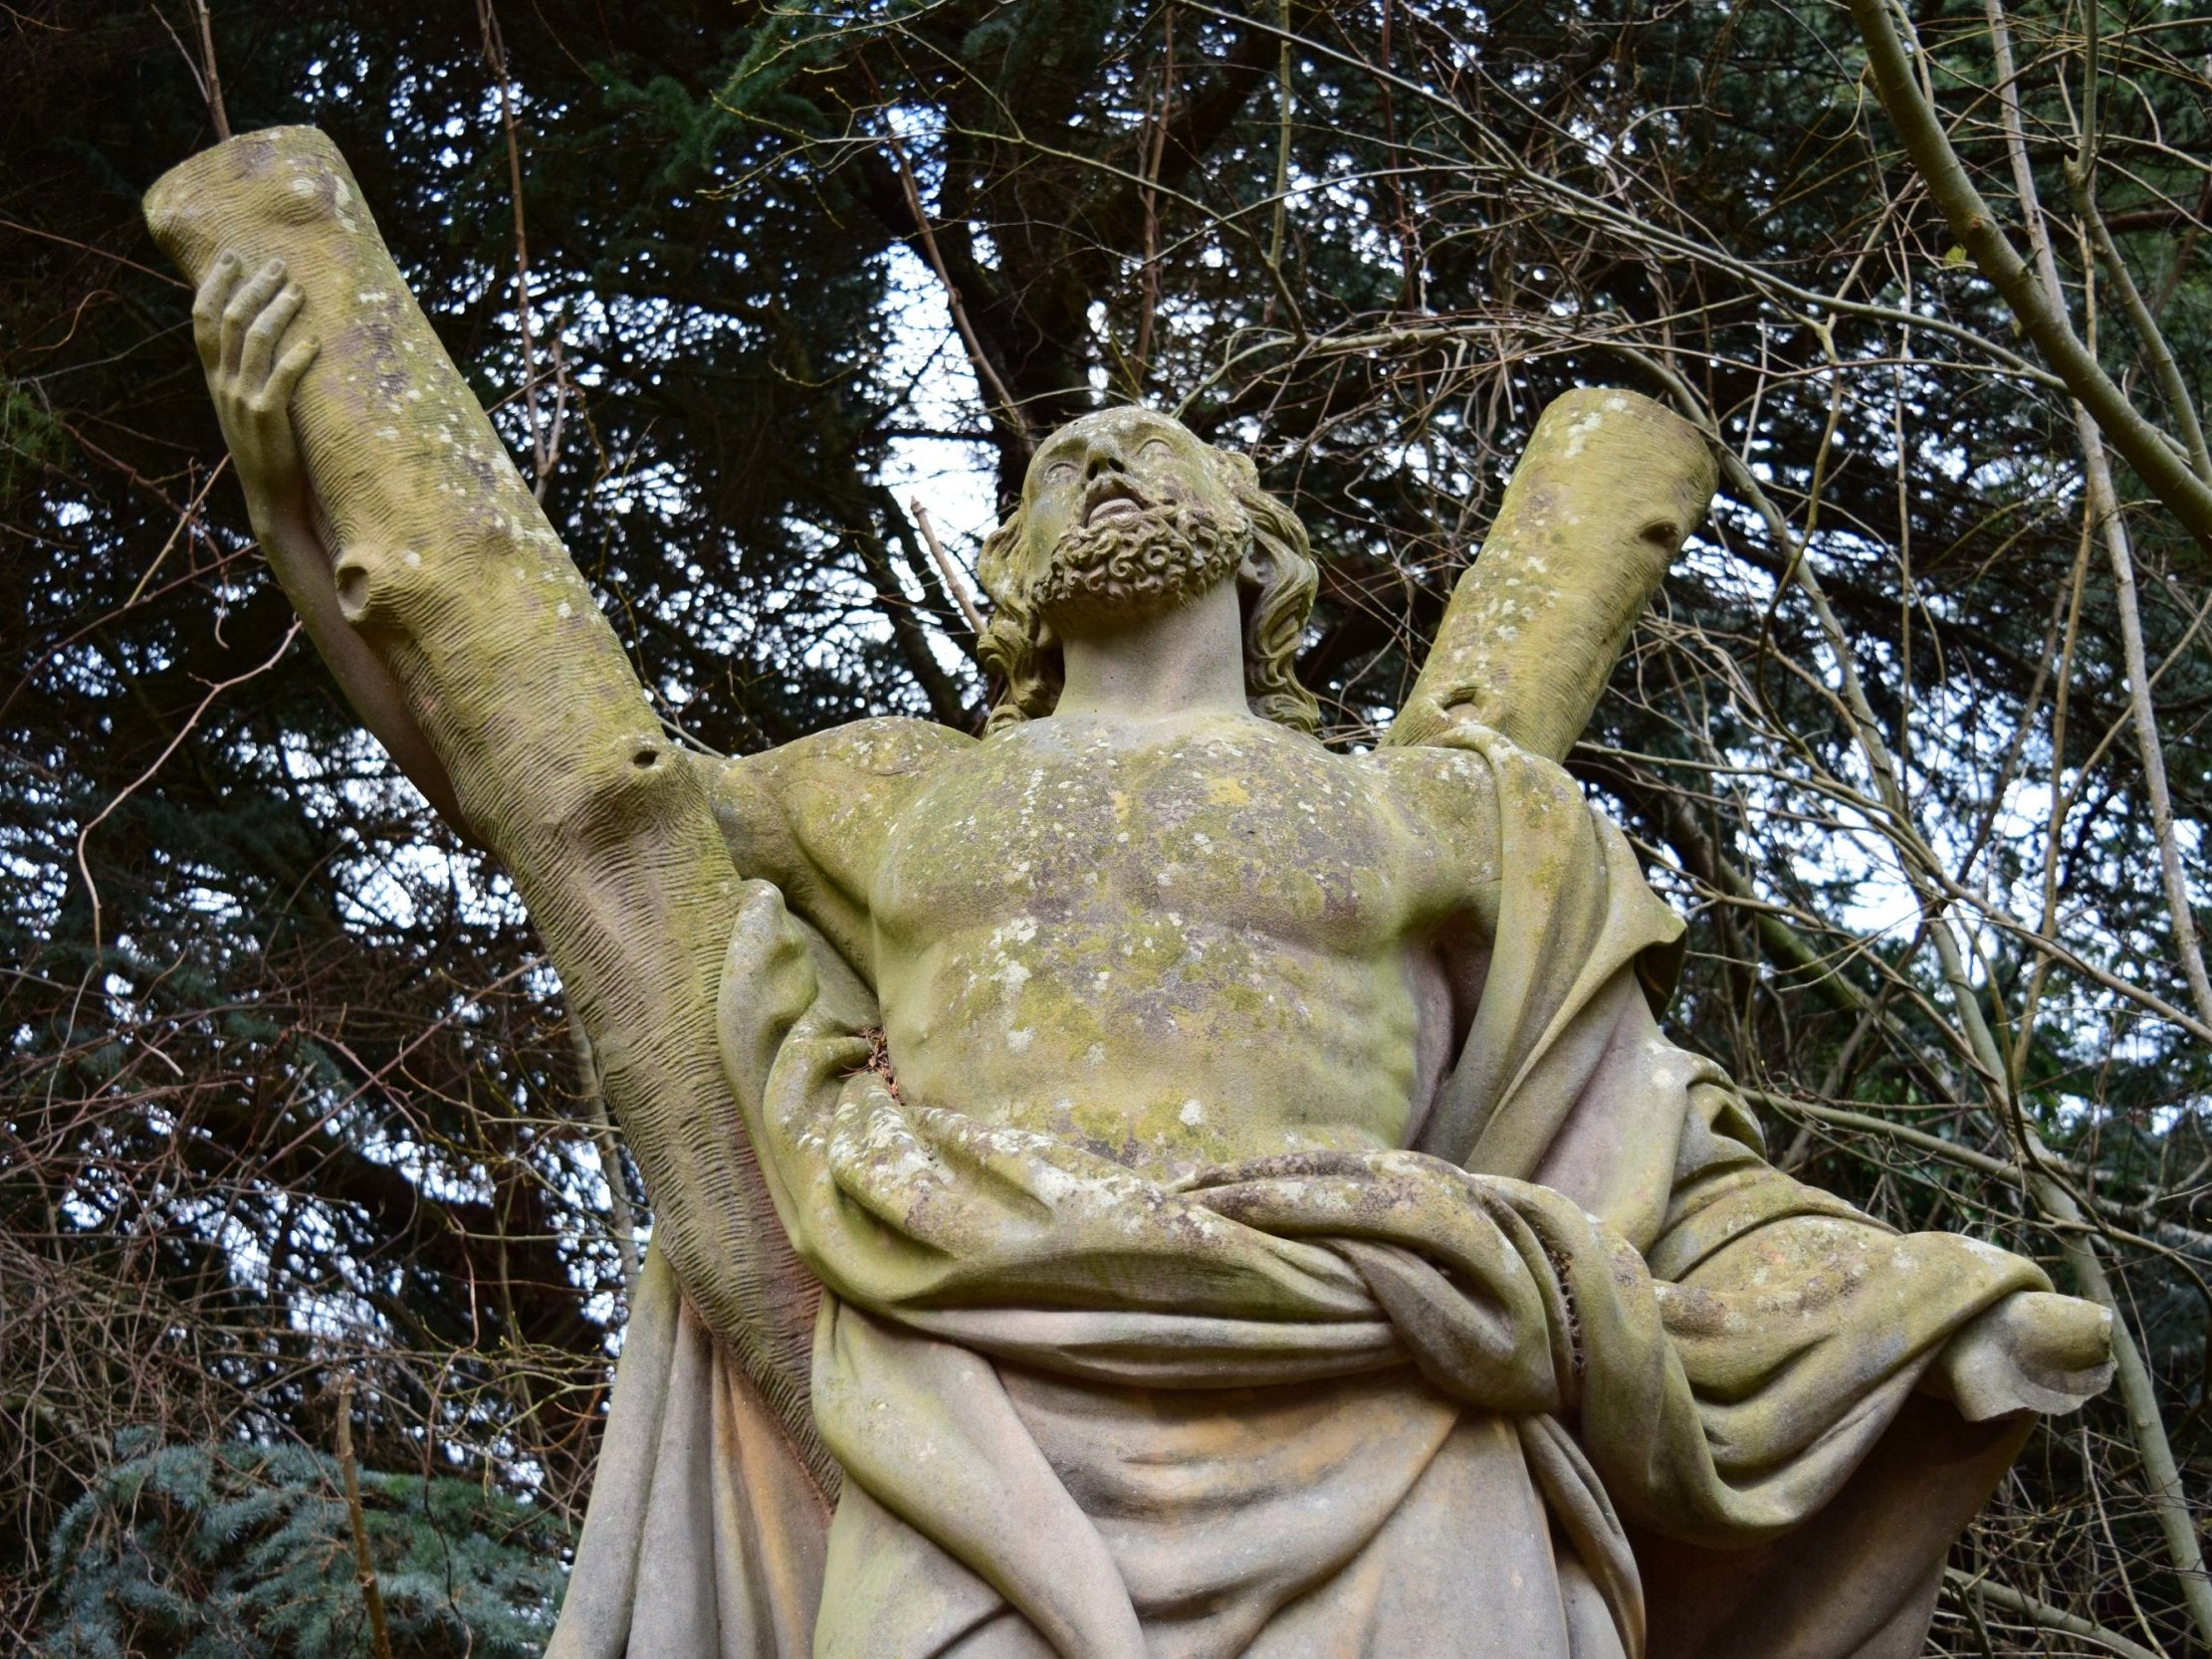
<box><xmin>33</xmin><ymin>1433</ymin><xmax>564</xmax><ymax>1658</ymax></box>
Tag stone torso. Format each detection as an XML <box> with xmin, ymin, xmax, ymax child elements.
<box><xmin>715</xmin><ymin>713</ymin><xmax>1498</xmax><ymax>1178</ymax></box>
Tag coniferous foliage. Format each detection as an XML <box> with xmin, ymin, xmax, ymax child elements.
<box><xmin>32</xmin><ymin>1432</ymin><xmax>564</xmax><ymax>1658</ymax></box>
<box><xmin>4</xmin><ymin>0</ymin><xmax>2208</xmax><ymax>1650</ymax></box>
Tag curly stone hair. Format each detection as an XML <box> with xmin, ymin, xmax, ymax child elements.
<box><xmin>973</xmin><ymin>445</ymin><xmax>1321</xmax><ymax>735</ymax></box>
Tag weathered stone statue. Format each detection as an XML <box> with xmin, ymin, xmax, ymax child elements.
<box><xmin>149</xmin><ymin>128</ymin><xmax>2114</xmax><ymax>1659</ymax></box>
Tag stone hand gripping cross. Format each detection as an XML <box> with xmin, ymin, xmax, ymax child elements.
<box><xmin>155</xmin><ymin>127</ymin><xmax>2110</xmax><ymax>1659</ymax></box>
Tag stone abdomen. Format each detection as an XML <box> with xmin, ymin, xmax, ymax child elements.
<box><xmin>868</xmin><ymin>714</ymin><xmax>1436</xmax><ymax>1173</ymax></box>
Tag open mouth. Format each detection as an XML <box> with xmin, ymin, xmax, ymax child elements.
<box><xmin>1083</xmin><ymin>478</ymin><xmax>1149</xmax><ymax>525</ymax></box>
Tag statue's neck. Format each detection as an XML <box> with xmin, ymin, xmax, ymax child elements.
<box><xmin>1051</xmin><ymin>578</ymin><xmax>1248</xmax><ymax>723</ymax></box>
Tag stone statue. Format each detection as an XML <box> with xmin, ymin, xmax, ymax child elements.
<box><xmin>148</xmin><ymin>128</ymin><xmax>2113</xmax><ymax>1659</ymax></box>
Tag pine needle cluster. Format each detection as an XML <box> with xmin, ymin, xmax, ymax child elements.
<box><xmin>32</xmin><ymin>1434</ymin><xmax>566</xmax><ymax>1659</ymax></box>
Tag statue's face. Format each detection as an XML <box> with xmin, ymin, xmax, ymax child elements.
<box><xmin>1009</xmin><ymin>408</ymin><xmax>1249</xmax><ymax>632</ymax></box>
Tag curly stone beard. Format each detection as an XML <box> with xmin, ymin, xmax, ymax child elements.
<box><xmin>1029</xmin><ymin>499</ymin><xmax>1249</xmax><ymax>629</ymax></box>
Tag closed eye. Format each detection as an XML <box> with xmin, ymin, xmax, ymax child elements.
<box><xmin>1139</xmin><ymin>437</ymin><xmax>1174</xmax><ymax>462</ymax></box>
<box><xmin>1042</xmin><ymin>460</ymin><xmax>1079</xmax><ymax>487</ymax></box>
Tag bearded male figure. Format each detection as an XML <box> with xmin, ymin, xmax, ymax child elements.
<box><xmin>150</xmin><ymin>130</ymin><xmax>2112</xmax><ymax>1659</ymax></box>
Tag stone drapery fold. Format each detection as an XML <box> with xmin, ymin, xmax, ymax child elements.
<box><xmin>553</xmin><ymin>726</ymin><xmax>2109</xmax><ymax>1659</ymax></box>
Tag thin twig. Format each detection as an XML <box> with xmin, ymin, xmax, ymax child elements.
<box><xmin>1267</xmin><ymin>0</ymin><xmax>1292</xmax><ymax>275</ymax></box>
<box><xmin>2070</xmin><ymin>173</ymin><xmax>2211</xmax><ymax>485</ymax></box>
<box><xmin>126</xmin><ymin>455</ymin><xmax>229</xmax><ymax>608</ymax></box>
<box><xmin>334</xmin><ymin>1377</ymin><xmax>394</xmax><ymax>1659</ymax></box>
<box><xmin>1134</xmin><ymin>11</ymin><xmax>1173</xmax><ymax>384</ymax></box>
<box><xmin>907</xmin><ymin>499</ymin><xmax>984</xmax><ymax>635</ymax></box>
<box><xmin>478</xmin><ymin>0</ymin><xmax>564</xmax><ymax>498</ymax></box>
<box><xmin>887</xmin><ymin>136</ymin><xmax>1030</xmax><ymax>452</ymax></box>
<box><xmin>187</xmin><ymin>1</ymin><xmax>229</xmax><ymax>140</ymax></box>
<box><xmin>74</xmin><ymin>618</ymin><xmax>300</xmax><ymax>957</ymax></box>
<box><xmin>1757</xmin><ymin>1091</ymin><xmax>2212</xmax><ymax>1254</ymax></box>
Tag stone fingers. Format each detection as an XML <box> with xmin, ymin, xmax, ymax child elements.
<box><xmin>190</xmin><ymin>251</ymin><xmax>243</xmax><ymax>370</ymax></box>
<box><xmin>238</xmin><ymin>282</ymin><xmax>306</xmax><ymax>401</ymax></box>
<box><xmin>218</xmin><ymin>255</ymin><xmax>289</xmax><ymax>379</ymax></box>
<box><xmin>265</xmin><ymin>332</ymin><xmax>322</xmax><ymax>412</ymax></box>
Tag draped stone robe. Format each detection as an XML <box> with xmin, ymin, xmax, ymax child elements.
<box><xmin>548</xmin><ymin>727</ymin><xmax>2108</xmax><ymax>1659</ymax></box>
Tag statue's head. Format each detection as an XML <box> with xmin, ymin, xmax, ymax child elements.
<box><xmin>976</xmin><ymin>408</ymin><xmax>1320</xmax><ymax>733</ymax></box>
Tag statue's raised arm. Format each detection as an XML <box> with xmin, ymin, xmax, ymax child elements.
<box><xmin>146</xmin><ymin>128</ymin><xmax>826</xmax><ymax>1489</ymax></box>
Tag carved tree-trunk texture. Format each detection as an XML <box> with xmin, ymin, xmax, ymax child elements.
<box><xmin>144</xmin><ymin>127</ymin><xmax>831</xmax><ymax>1489</ymax></box>
<box><xmin>1389</xmin><ymin>388</ymin><xmax>1718</xmax><ymax>761</ymax></box>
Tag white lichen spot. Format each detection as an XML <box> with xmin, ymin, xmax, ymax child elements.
<box><xmin>1005</xmin><ymin>1027</ymin><xmax>1034</xmax><ymax>1054</ymax></box>
<box><xmin>555</xmin><ymin>601</ymin><xmax>573</xmax><ymax>619</ymax></box>
<box><xmin>402</xmin><ymin>549</ymin><xmax>422</xmax><ymax>567</ymax></box>
<box><xmin>1179</xmin><ymin>1100</ymin><xmax>1206</xmax><ymax>1128</ymax></box>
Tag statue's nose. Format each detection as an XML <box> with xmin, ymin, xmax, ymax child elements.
<box><xmin>1083</xmin><ymin>437</ymin><xmax>1128</xmax><ymax>480</ymax></box>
